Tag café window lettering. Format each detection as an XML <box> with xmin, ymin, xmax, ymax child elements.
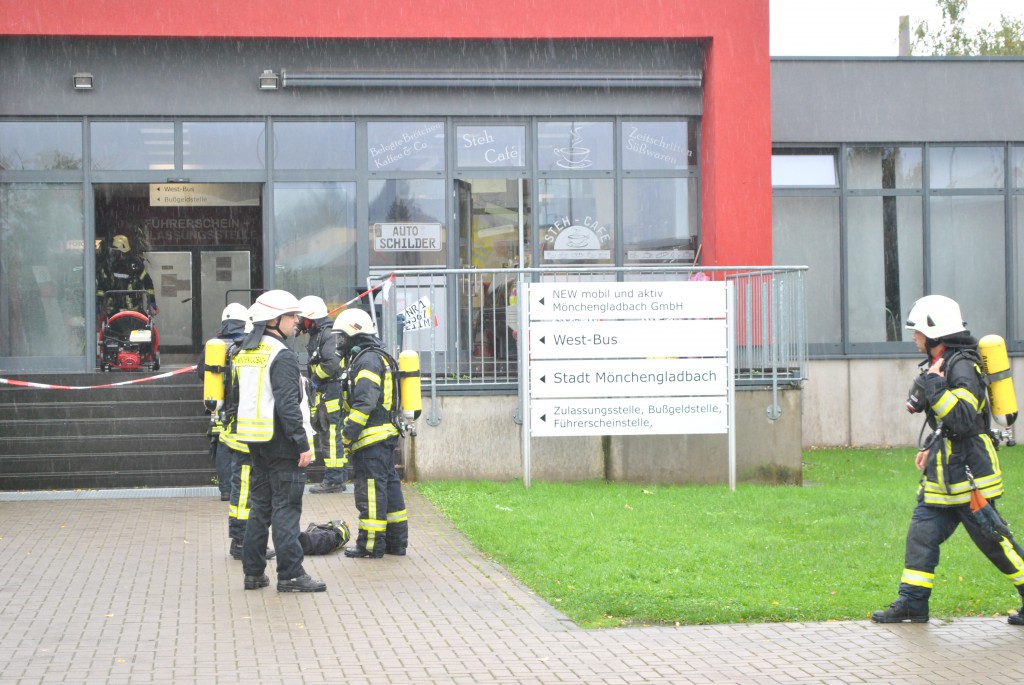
<box><xmin>456</xmin><ymin>126</ymin><xmax>526</xmax><ymax>168</ymax></box>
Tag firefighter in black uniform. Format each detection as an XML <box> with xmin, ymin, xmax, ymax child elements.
<box><xmin>332</xmin><ymin>308</ymin><xmax>409</xmax><ymax>558</ymax></box>
<box><xmin>96</xmin><ymin>234</ymin><xmax>158</xmax><ymax>316</ymax></box>
<box><xmin>298</xmin><ymin>295</ymin><xmax>350</xmax><ymax>494</ymax></box>
<box><xmin>873</xmin><ymin>295</ymin><xmax>1024</xmax><ymax>625</ymax></box>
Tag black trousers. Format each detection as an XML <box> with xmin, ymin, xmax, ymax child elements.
<box><xmin>242</xmin><ymin>442</ymin><xmax>307</xmax><ymax>580</ymax></box>
<box><xmin>351</xmin><ymin>438</ymin><xmax>408</xmax><ymax>554</ymax></box>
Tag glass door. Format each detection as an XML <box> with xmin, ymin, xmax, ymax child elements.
<box><xmin>455</xmin><ymin>178</ymin><xmax>529</xmax><ymax>378</ymax></box>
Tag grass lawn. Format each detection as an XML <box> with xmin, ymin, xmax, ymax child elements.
<box><xmin>416</xmin><ymin>446</ymin><xmax>1024</xmax><ymax>628</ymax></box>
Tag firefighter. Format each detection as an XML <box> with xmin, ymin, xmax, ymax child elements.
<box><xmin>96</xmin><ymin>234</ymin><xmax>158</xmax><ymax>317</ymax></box>
<box><xmin>298</xmin><ymin>295</ymin><xmax>349</xmax><ymax>494</ymax></box>
<box><xmin>233</xmin><ymin>289</ymin><xmax>325</xmax><ymax>592</ymax></box>
<box><xmin>873</xmin><ymin>295</ymin><xmax>1024</xmax><ymax>625</ymax></box>
<box><xmin>332</xmin><ymin>308</ymin><xmax>409</xmax><ymax>558</ymax></box>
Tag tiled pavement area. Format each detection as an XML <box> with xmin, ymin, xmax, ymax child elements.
<box><xmin>1</xmin><ymin>487</ymin><xmax>1022</xmax><ymax>685</ymax></box>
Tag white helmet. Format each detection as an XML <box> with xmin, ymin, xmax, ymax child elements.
<box><xmin>248</xmin><ymin>289</ymin><xmax>302</xmax><ymax>323</ymax></box>
<box><xmin>905</xmin><ymin>295</ymin><xmax>966</xmax><ymax>339</ymax></box>
<box><xmin>297</xmin><ymin>295</ymin><xmax>329</xmax><ymax>320</ymax></box>
<box><xmin>221</xmin><ymin>302</ymin><xmax>250</xmax><ymax>322</ymax></box>
<box><xmin>332</xmin><ymin>308</ymin><xmax>377</xmax><ymax>337</ymax></box>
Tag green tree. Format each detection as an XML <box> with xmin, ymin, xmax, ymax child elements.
<box><xmin>912</xmin><ymin>0</ymin><xmax>1024</xmax><ymax>56</ymax></box>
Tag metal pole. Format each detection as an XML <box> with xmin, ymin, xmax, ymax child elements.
<box><xmin>727</xmin><ymin>281</ymin><xmax>736</xmax><ymax>492</ymax></box>
<box><xmin>519</xmin><ymin>273</ymin><xmax>531</xmax><ymax>489</ymax></box>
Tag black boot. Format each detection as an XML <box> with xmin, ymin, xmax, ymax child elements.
<box><xmin>1010</xmin><ymin>603</ymin><xmax>1024</xmax><ymax>626</ymax></box>
<box><xmin>231</xmin><ymin>538</ymin><xmax>276</xmax><ymax>560</ymax></box>
<box><xmin>344</xmin><ymin>546</ymin><xmax>384</xmax><ymax>559</ymax></box>
<box><xmin>277</xmin><ymin>574</ymin><xmax>327</xmax><ymax>592</ymax></box>
<box><xmin>872</xmin><ymin>597</ymin><xmax>929</xmax><ymax>623</ymax></box>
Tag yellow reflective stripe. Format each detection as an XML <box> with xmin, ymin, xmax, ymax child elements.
<box><xmin>932</xmin><ymin>390</ymin><xmax>956</xmax><ymax>418</ymax></box>
<box><xmin>355</xmin><ymin>369</ymin><xmax>381</xmax><ymax>386</ymax></box>
<box><xmin>382</xmin><ymin>367</ymin><xmax>393</xmax><ymax>410</ymax></box>
<box><xmin>1001</xmin><ymin>538</ymin><xmax>1024</xmax><ymax>586</ymax></box>
<box><xmin>348</xmin><ymin>409</ymin><xmax>369</xmax><ymax>426</ymax></box>
<box><xmin>362</xmin><ymin>478</ymin><xmax>385</xmax><ymax>554</ymax></box>
<box><xmin>353</xmin><ymin>424</ymin><xmax>400</xmax><ymax>451</ymax></box>
<box><xmin>235</xmin><ymin>418</ymin><xmax>273</xmax><ymax>442</ymax></box>
<box><xmin>237</xmin><ymin>464</ymin><xmax>251</xmax><ymax>520</ymax></box>
<box><xmin>901</xmin><ymin>569</ymin><xmax>935</xmax><ymax>588</ymax></box>
<box><xmin>325</xmin><ymin>398</ymin><xmax>341</xmax><ymax>412</ymax></box>
<box><xmin>387</xmin><ymin>509</ymin><xmax>408</xmax><ymax>524</ymax></box>
<box><xmin>323</xmin><ymin>424</ymin><xmax>344</xmax><ymax>468</ymax></box>
<box><xmin>312</xmin><ymin>363</ymin><xmax>331</xmax><ymax>379</ymax></box>
<box><xmin>950</xmin><ymin>387</ymin><xmax>980</xmax><ymax>412</ymax></box>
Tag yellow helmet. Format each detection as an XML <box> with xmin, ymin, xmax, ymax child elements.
<box><xmin>111</xmin><ymin>235</ymin><xmax>131</xmax><ymax>253</ymax></box>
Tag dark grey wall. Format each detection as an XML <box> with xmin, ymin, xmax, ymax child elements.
<box><xmin>0</xmin><ymin>37</ymin><xmax>703</xmax><ymax>117</ymax></box>
<box><xmin>772</xmin><ymin>58</ymin><xmax>1024</xmax><ymax>143</ymax></box>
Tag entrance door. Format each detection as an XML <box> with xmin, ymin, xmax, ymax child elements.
<box><xmin>200</xmin><ymin>251</ymin><xmax>252</xmax><ymax>337</ymax></box>
<box><xmin>455</xmin><ymin>178</ymin><xmax>529</xmax><ymax>373</ymax></box>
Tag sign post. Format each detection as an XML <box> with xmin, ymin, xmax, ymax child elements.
<box><xmin>522</xmin><ymin>280</ymin><xmax>735</xmax><ymax>489</ymax></box>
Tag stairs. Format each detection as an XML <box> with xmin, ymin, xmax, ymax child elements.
<box><xmin>0</xmin><ymin>369</ymin><xmax>217</xmax><ymax>491</ymax></box>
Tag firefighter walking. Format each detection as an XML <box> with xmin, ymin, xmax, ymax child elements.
<box><xmin>873</xmin><ymin>295</ymin><xmax>1024</xmax><ymax>625</ymax></box>
<box><xmin>332</xmin><ymin>308</ymin><xmax>409</xmax><ymax>558</ymax></box>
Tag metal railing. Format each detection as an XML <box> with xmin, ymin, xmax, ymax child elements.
<box><xmin>371</xmin><ymin>265</ymin><xmax>807</xmax><ymax>403</ymax></box>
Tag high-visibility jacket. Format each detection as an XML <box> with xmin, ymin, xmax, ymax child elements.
<box><xmin>918</xmin><ymin>344</ymin><xmax>1003</xmax><ymax>506</ymax></box>
<box><xmin>234</xmin><ymin>337</ymin><xmax>288</xmax><ymax>443</ymax></box>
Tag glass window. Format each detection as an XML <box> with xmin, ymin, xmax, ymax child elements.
<box><xmin>772</xmin><ymin>196</ymin><xmax>840</xmax><ymax>346</ymax></box>
<box><xmin>456</xmin><ymin>125</ymin><xmax>525</xmax><ymax>168</ymax></box>
<box><xmin>846</xmin><ymin>196</ymin><xmax>924</xmax><ymax>343</ymax></box>
<box><xmin>367</xmin><ymin>121</ymin><xmax>445</xmax><ymax>172</ymax></box>
<box><xmin>930</xmin><ymin>195</ymin><xmax>1005</xmax><ymax>336</ymax></box>
<box><xmin>621</xmin><ymin>120</ymin><xmax>694</xmax><ymax>171</ymax></box>
<box><xmin>0</xmin><ymin>122</ymin><xmax>82</xmax><ymax>171</ymax></box>
<box><xmin>0</xmin><ymin>183</ymin><xmax>86</xmax><ymax>359</ymax></box>
<box><xmin>1015</xmin><ymin>196</ymin><xmax>1024</xmax><ymax>340</ymax></box>
<box><xmin>91</xmin><ymin>121</ymin><xmax>173</xmax><ymax>171</ymax></box>
<box><xmin>1012</xmin><ymin>145</ymin><xmax>1024</xmax><ymax>189</ymax></box>
<box><xmin>273</xmin><ymin>121</ymin><xmax>355</xmax><ymax>170</ymax></box>
<box><xmin>537</xmin><ymin>121</ymin><xmax>613</xmax><ymax>172</ymax></box>
<box><xmin>929</xmin><ymin>146</ymin><xmax>1004</xmax><ymax>189</ymax></box>
<box><xmin>846</xmin><ymin>146</ymin><xmax>922</xmax><ymax>190</ymax></box>
<box><xmin>537</xmin><ymin>178</ymin><xmax>614</xmax><ymax>265</ymax></box>
<box><xmin>183</xmin><ymin>121</ymin><xmax>265</xmax><ymax>170</ymax></box>
<box><xmin>272</xmin><ymin>182</ymin><xmax>357</xmax><ymax>305</ymax></box>
<box><xmin>622</xmin><ymin>178</ymin><xmax>697</xmax><ymax>263</ymax></box>
<box><xmin>771</xmin><ymin>152</ymin><xmax>837</xmax><ymax>187</ymax></box>
<box><xmin>369</xmin><ymin>179</ymin><xmax>446</xmax><ymax>268</ymax></box>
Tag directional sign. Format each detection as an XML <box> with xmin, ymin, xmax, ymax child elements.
<box><xmin>530</xmin><ymin>281</ymin><xmax>727</xmax><ymax>321</ymax></box>
<box><xmin>529</xmin><ymin>319</ymin><xmax>726</xmax><ymax>359</ymax></box>
<box><xmin>149</xmin><ymin>183</ymin><xmax>260</xmax><ymax>207</ymax></box>
<box><xmin>531</xmin><ymin>397</ymin><xmax>728</xmax><ymax>436</ymax></box>
<box><xmin>530</xmin><ymin>358</ymin><xmax>727</xmax><ymax>398</ymax></box>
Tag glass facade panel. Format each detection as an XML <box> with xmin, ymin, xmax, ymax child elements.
<box><xmin>772</xmin><ymin>195</ymin><xmax>840</xmax><ymax>346</ymax></box>
<box><xmin>929</xmin><ymin>146</ymin><xmax>1004</xmax><ymax>189</ymax></box>
<box><xmin>537</xmin><ymin>178</ymin><xmax>614</xmax><ymax>265</ymax></box>
<box><xmin>272</xmin><ymin>121</ymin><xmax>355</xmax><ymax>170</ymax></box>
<box><xmin>929</xmin><ymin>195</ymin><xmax>1005</xmax><ymax>336</ymax></box>
<box><xmin>771</xmin><ymin>153</ymin><xmax>837</xmax><ymax>187</ymax></box>
<box><xmin>846</xmin><ymin>196</ymin><xmax>924</xmax><ymax>343</ymax></box>
<box><xmin>0</xmin><ymin>184</ymin><xmax>86</xmax><ymax>358</ymax></box>
<box><xmin>846</xmin><ymin>146</ymin><xmax>922</xmax><ymax>190</ymax></box>
<box><xmin>272</xmin><ymin>182</ymin><xmax>357</xmax><ymax>306</ymax></box>
<box><xmin>369</xmin><ymin>179</ymin><xmax>447</xmax><ymax>268</ymax></box>
<box><xmin>92</xmin><ymin>121</ymin><xmax>174</xmax><ymax>171</ymax></box>
<box><xmin>183</xmin><ymin>121</ymin><xmax>265</xmax><ymax>170</ymax></box>
<box><xmin>455</xmin><ymin>126</ymin><xmax>525</xmax><ymax>168</ymax></box>
<box><xmin>0</xmin><ymin>122</ymin><xmax>82</xmax><ymax>171</ymax></box>
<box><xmin>1016</xmin><ymin>196</ymin><xmax>1024</xmax><ymax>339</ymax></box>
<box><xmin>537</xmin><ymin>121</ymin><xmax>613</xmax><ymax>171</ymax></box>
<box><xmin>367</xmin><ymin>122</ymin><xmax>445</xmax><ymax>172</ymax></box>
<box><xmin>622</xmin><ymin>177</ymin><xmax>697</xmax><ymax>263</ymax></box>
<box><xmin>621</xmin><ymin>121</ymin><xmax>694</xmax><ymax>171</ymax></box>
<box><xmin>1013</xmin><ymin>145</ymin><xmax>1024</xmax><ymax>189</ymax></box>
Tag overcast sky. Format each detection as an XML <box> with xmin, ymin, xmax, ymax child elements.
<box><xmin>770</xmin><ymin>0</ymin><xmax>1023</xmax><ymax>56</ymax></box>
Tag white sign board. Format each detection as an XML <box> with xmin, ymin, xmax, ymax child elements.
<box><xmin>373</xmin><ymin>223</ymin><xmax>442</xmax><ymax>251</ymax></box>
<box><xmin>529</xmin><ymin>280</ymin><xmax>727</xmax><ymax>320</ymax></box>
<box><xmin>529</xmin><ymin>319</ymin><xmax>726</xmax><ymax>359</ymax></box>
<box><xmin>531</xmin><ymin>397</ymin><xmax>728</xmax><ymax>436</ymax></box>
<box><xmin>530</xmin><ymin>358</ymin><xmax>727</xmax><ymax>398</ymax></box>
<box><xmin>149</xmin><ymin>183</ymin><xmax>260</xmax><ymax>207</ymax></box>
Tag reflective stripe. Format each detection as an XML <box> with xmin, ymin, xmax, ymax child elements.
<box><xmin>901</xmin><ymin>569</ymin><xmax>935</xmax><ymax>588</ymax></box>
<box><xmin>932</xmin><ymin>390</ymin><xmax>956</xmax><ymax>419</ymax></box>
<box><xmin>353</xmin><ymin>423</ymin><xmax>399</xmax><ymax>451</ymax></box>
<box><xmin>1001</xmin><ymin>538</ymin><xmax>1024</xmax><ymax>586</ymax></box>
<box><xmin>348</xmin><ymin>409</ymin><xmax>369</xmax><ymax>426</ymax></box>
<box><xmin>361</xmin><ymin>478</ymin><xmax>386</xmax><ymax>554</ymax></box>
<box><xmin>237</xmin><ymin>463</ymin><xmax>251</xmax><ymax>521</ymax></box>
<box><xmin>325</xmin><ymin>398</ymin><xmax>341</xmax><ymax>413</ymax></box>
<box><xmin>387</xmin><ymin>508</ymin><xmax>408</xmax><ymax>524</ymax></box>
<box><xmin>355</xmin><ymin>369</ymin><xmax>381</xmax><ymax>386</ymax></box>
<box><xmin>950</xmin><ymin>387</ymin><xmax>980</xmax><ymax>412</ymax></box>
<box><xmin>323</xmin><ymin>424</ymin><xmax>345</xmax><ymax>468</ymax></box>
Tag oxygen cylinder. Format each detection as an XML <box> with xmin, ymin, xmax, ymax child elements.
<box><xmin>399</xmin><ymin>349</ymin><xmax>422</xmax><ymax>421</ymax></box>
<box><xmin>203</xmin><ymin>338</ymin><xmax>228</xmax><ymax>413</ymax></box>
<box><xmin>979</xmin><ymin>334</ymin><xmax>1018</xmax><ymax>426</ymax></box>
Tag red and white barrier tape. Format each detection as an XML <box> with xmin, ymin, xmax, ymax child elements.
<box><xmin>0</xmin><ymin>364</ymin><xmax>198</xmax><ymax>390</ymax></box>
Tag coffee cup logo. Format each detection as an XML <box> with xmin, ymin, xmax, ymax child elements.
<box><xmin>554</xmin><ymin>124</ymin><xmax>593</xmax><ymax>169</ymax></box>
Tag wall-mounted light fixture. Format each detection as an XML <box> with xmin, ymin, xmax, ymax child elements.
<box><xmin>258</xmin><ymin>70</ymin><xmax>280</xmax><ymax>90</ymax></box>
<box><xmin>73</xmin><ymin>72</ymin><xmax>94</xmax><ymax>90</ymax></box>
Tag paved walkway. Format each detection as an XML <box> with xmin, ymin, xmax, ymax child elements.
<box><xmin>1</xmin><ymin>486</ymin><xmax>1022</xmax><ymax>685</ymax></box>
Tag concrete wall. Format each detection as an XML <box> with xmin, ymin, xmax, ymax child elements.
<box><xmin>401</xmin><ymin>388</ymin><xmax>803</xmax><ymax>485</ymax></box>
<box><xmin>802</xmin><ymin>358</ymin><xmax>1024</xmax><ymax>449</ymax></box>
